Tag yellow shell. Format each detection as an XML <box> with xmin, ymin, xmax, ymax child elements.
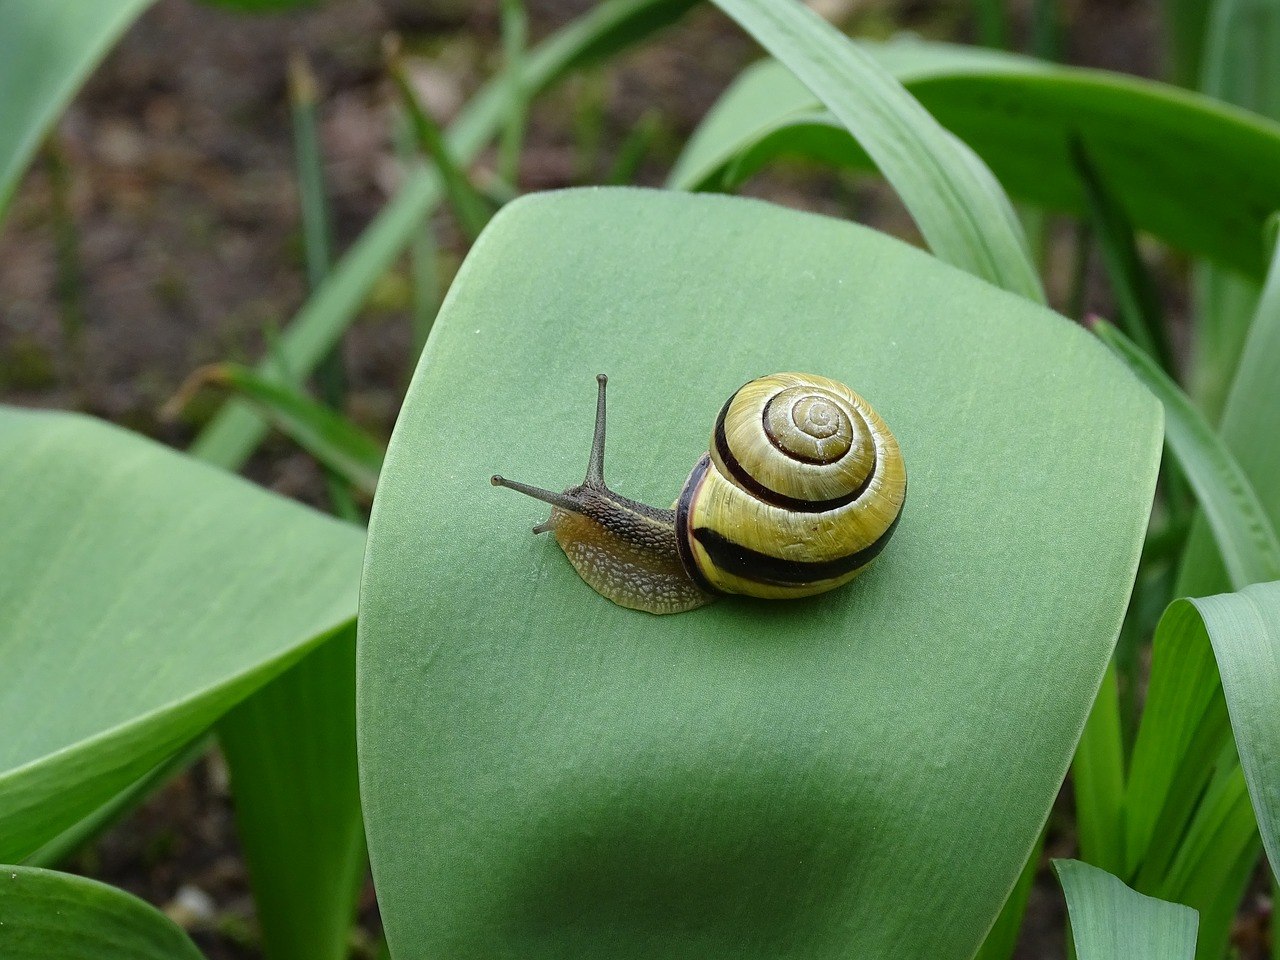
<box><xmin>676</xmin><ymin>372</ymin><xmax>906</xmax><ymax>600</ymax></box>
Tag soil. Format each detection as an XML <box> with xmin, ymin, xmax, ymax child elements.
<box><xmin>1</xmin><ymin>0</ymin><xmax>1247</xmax><ymax>958</ymax></box>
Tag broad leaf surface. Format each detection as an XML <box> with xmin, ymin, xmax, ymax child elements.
<box><xmin>358</xmin><ymin>189</ymin><xmax>1161</xmax><ymax>960</ymax></box>
<box><xmin>0</xmin><ymin>866</ymin><xmax>206</xmax><ymax>960</ymax></box>
<box><xmin>670</xmin><ymin>39</ymin><xmax>1280</xmax><ymax>279</ymax></box>
<box><xmin>1054</xmin><ymin>859</ymin><xmax>1198</xmax><ymax>960</ymax></box>
<box><xmin>0</xmin><ymin>409</ymin><xmax>363</xmax><ymax>862</ymax></box>
<box><xmin>0</xmin><ymin>0</ymin><xmax>155</xmax><ymax>218</ymax></box>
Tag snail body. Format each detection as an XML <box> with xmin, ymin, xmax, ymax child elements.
<box><xmin>491</xmin><ymin>373</ymin><xmax>906</xmax><ymax>615</ymax></box>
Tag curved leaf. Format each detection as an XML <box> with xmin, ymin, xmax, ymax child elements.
<box><xmin>0</xmin><ymin>866</ymin><xmax>206</xmax><ymax>960</ymax></box>
<box><xmin>0</xmin><ymin>0</ymin><xmax>155</xmax><ymax>218</ymax></box>
<box><xmin>357</xmin><ymin>188</ymin><xmax>1161</xmax><ymax>960</ymax></box>
<box><xmin>1053</xmin><ymin>859</ymin><xmax>1197</xmax><ymax>960</ymax></box>
<box><xmin>0</xmin><ymin>408</ymin><xmax>363</xmax><ymax>862</ymax></box>
<box><xmin>705</xmin><ymin>0</ymin><xmax>1042</xmax><ymax>302</ymax></box>
<box><xmin>670</xmin><ymin>39</ymin><xmax>1280</xmax><ymax>279</ymax></box>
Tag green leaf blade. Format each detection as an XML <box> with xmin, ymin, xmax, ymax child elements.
<box><xmin>0</xmin><ymin>866</ymin><xmax>207</xmax><ymax>960</ymax></box>
<box><xmin>357</xmin><ymin>188</ymin><xmax>1161</xmax><ymax>960</ymax></box>
<box><xmin>0</xmin><ymin>409</ymin><xmax>363</xmax><ymax>862</ymax></box>
<box><xmin>705</xmin><ymin>0</ymin><xmax>1042</xmax><ymax>302</ymax></box>
<box><xmin>1054</xmin><ymin>859</ymin><xmax>1198</xmax><ymax>960</ymax></box>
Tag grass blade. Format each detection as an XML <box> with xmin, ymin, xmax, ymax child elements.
<box><xmin>191</xmin><ymin>0</ymin><xmax>697</xmax><ymax>471</ymax></box>
<box><xmin>974</xmin><ymin>829</ymin><xmax>1044</xmax><ymax>960</ymax></box>
<box><xmin>1073</xmin><ymin>663</ymin><xmax>1127</xmax><ymax>875</ymax></box>
<box><xmin>1092</xmin><ymin>320</ymin><xmax>1280</xmax><ymax>590</ymax></box>
<box><xmin>0</xmin><ymin>866</ymin><xmax>207</xmax><ymax>960</ymax></box>
<box><xmin>1053</xmin><ymin>859</ymin><xmax>1198</xmax><ymax>959</ymax></box>
<box><xmin>218</xmin><ymin>631</ymin><xmax>365</xmax><ymax>960</ymax></box>
<box><xmin>1072</xmin><ymin>140</ymin><xmax>1172</xmax><ymax>371</ymax></box>
<box><xmin>705</xmin><ymin>0</ymin><xmax>1043</xmax><ymax>303</ymax></box>
<box><xmin>173</xmin><ymin>363</ymin><xmax>383</xmax><ymax>495</ymax></box>
<box><xmin>387</xmin><ymin>38</ymin><xmax>495</xmax><ymax>243</ymax></box>
<box><xmin>499</xmin><ymin>0</ymin><xmax>530</xmax><ymax>187</ymax></box>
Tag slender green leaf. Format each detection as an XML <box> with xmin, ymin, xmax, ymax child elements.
<box><xmin>499</xmin><ymin>0</ymin><xmax>530</xmax><ymax>187</ymax></box>
<box><xmin>218</xmin><ymin>631</ymin><xmax>364</xmax><ymax>960</ymax></box>
<box><xmin>1072</xmin><ymin>141</ymin><xmax>1171</xmax><ymax>371</ymax></box>
<box><xmin>1192</xmin><ymin>584</ymin><xmax>1280</xmax><ymax>880</ymax></box>
<box><xmin>0</xmin><ymin>866</ymin><xmax>206</xmax><ymax>960</ymax></box>
<box><xmin>0</xmin><ymin>408</ymin><xmax>363</xmax><ymax>862</ymax></box>
<box><xmin>1073</xmin><ymin>663</ymin><xmax>1126</xmax><ymax>875</ymax></box>
<box><xmin>1190</xmin><ymin>0</ymin><xmax>1280</xmax><ymax>421</ymax></box>
<box><xmin>705</xmin><ymin>0</ymin><xmax>1041</xmax><ymax>302</ymax></box>
<box><xmin>388</xmin><ymin>40</ymin><xmax>495</xmax><ymax>243</ymax></box>
<box><xmin>173</xmin><ymin>363</ymin><xmax>384</xmax><ymax>494</ymax></box>
<box><xmin>358</xmin><ymin>189</ymin><xmax>1160</xmax><ymax>960</ymax></box>
<box><xmin>1093</xmin><ymin>321</ymin><xmax>1280</xmax><ymax>590</ymax></box>
<box><xmin>1053</xmin><ymin>859</ymin><xmax>1197</xmax><ymax>960</ymax></box>
<box><xmin>1162</xmin><ymin>0</ymin><xmax>1212</xmax><ymax>87</ymax></box>
<box><xmin>0</xmin><ymin>0</ymin><xmax>155</xmax><ymax>218</ymax></box>
<box><xmin>191</xmin><ymin>0</ymin><xmax>697</xmax><ymax>470</ymax></box>
<box><xmin>670</xmin><ymin>40</ymin><xmax>1280</xmax><ymax>279</ymax></box>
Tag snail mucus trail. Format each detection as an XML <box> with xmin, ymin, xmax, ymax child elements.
<box><xmin>491</xmin><ymin>373</ymin><xmax>906</xmax><ymax>615</ymax></box>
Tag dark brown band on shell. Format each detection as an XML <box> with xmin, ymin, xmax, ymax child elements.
<box><xmin>712</xmin><ymin>397</ymin><xmax>878</xmax><ymax>513</ymax></box>
<box><xmin>674</xmin><ymin>454</ymin><xmax>717</xmax><ymax>594</ymax></box>
<box><xmin>691</xmin><ymin>501</ymin><xmax>904</xmax><ymax>587</ymax></box>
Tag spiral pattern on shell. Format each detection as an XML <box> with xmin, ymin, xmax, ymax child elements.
<box><xmin>677</xmin><ymin>372</ymin><xmax>906</xmax><ymax>601</ymax></box>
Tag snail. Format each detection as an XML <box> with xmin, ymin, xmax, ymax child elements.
<box><xmin>491</xmin><ymin>373</ymin><xmax>906</xmax><ymax>615</ymax></box>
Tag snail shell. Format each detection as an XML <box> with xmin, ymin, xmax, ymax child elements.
<box><xmin>492</xmin><ymin>373</ymin><xmax>906</xmax><ymax>614</ymax></box>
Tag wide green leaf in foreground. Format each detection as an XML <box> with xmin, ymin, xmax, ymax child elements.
<box><xmin>0</xmin><ymin>866</ymin><xmax>206</xmax><ymax>960</ymax></box>
<box><xmin>358</xmin><ymin>189</ymin><xmax>1162</xmax><ymax>960</ymax></box>
<box><xmin>670</xmin><ymin>39</ymin><xmax>1280</xmax><ymax>279</ymax></box>
<box><xmin>0</xmin><ymin>409</ymin><xmax>364</xmax><ymax>862</ymax></box>
<box><xmin>1054</xmin><ymin>859</ymin><xmax>1198</xmax><ymax>960</ymax></box>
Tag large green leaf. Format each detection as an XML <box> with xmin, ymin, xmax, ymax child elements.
<box><xmin>357</xmin><ymin>189</ymin><xmax>1162</xmax><ymax>960</ymax></box>
<box><xmin>0</xmin><ymin>866</ymin><xmax>206</xmax><ymax>960</ymax></box>
<box><xmin>0</xmin><ymin>0</ymin><xmax>155</xmax><ymax>218</ymax></box>
<box><xmin>0</xmin><ymin>408</ymin><xmax>363</xmax><ymax>862</ymax></box>
<box><xmin>670</xmin><ymin>39</ymin><xmax>1280</xmax><ymax>279</ymax></box>
<box><xmin>1053</xmin><ymin>859</ymin><xmax>1198</xmax><ymax>960</ymax></box>
<box><xmin>706</xmin><ymin>0</ymin><xmax>1041</xmax><ymax>302</ymax></box>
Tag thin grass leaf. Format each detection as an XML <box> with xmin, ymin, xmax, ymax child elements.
<box><xmin>0</xmin><ymin>0</ymin><xmax>155</xmax><ymax>218</ymax></box>
<box><xmin>218</xmin><ymin>632</ymin><xmax>365</xmax><ymax>960</ymax></box>
<box><xmin>172</xmin><ymin>364</ymin><xmax>383</xmax><ymax>495</ymax></box>
<box><xmin>670</xmin><ymin>40</ymin><xmax>1280</xmax><ymax>280</ymax></box>
<box><xmin>1092</xmin><ymin>320</ymin><xmax>1280</xmax><ymax>590</ymax></box>
<box><xmin>1071</xmin><ymin>140</ymin><xmax>1172</xmax><ymax>371</ymax></box>
<box><xmin>607</xmin><ymin>110</ymin><xmax>663</xmax><ymax>185</ymax></box>
<box><xmin>1053</xmin><ymin>859</ymin><xmax>1198</xmax><ymax>960</ymax></box>
<box><xmin>974</xmin><ymin>0</ymin><xmax>1009</xmax><ymax>50</ymax></box>
<box><xmin>1190</xmin><ymin>0</ymin><xmax>1280</xmax><ymax>421</ymax></box>
<box><xmin>705</xmin><ymin>0</ymin><xmax>1043</xmax><ymax>302</ymax></box>
<box><xmin>1192</xmin><ymin>584</ymin><xmax>1280</xmax><ymax>881</ymax></box>
<box><xmin>1073</xmin><ymin>663</ymin><xmax>1127</xmax><ymax>875</ymax></box>
<box><xmin>191</xmin><ymin>0</ymin><xmax>698</xmax><ymax>471</ymax></box>
<box><xmin>499</xmin><ymin>0</ymin><xmax>529</xmax><ymax>187</ymax></box>
<box><xmin>0</xmin><ymin>866</ymin><xmax>207</xmax><ymax>960</ymax></box>
<box><xmin>388</xmin><ymin>38</ymin><xmax>495</xmax><ymax>243</ymax></box>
